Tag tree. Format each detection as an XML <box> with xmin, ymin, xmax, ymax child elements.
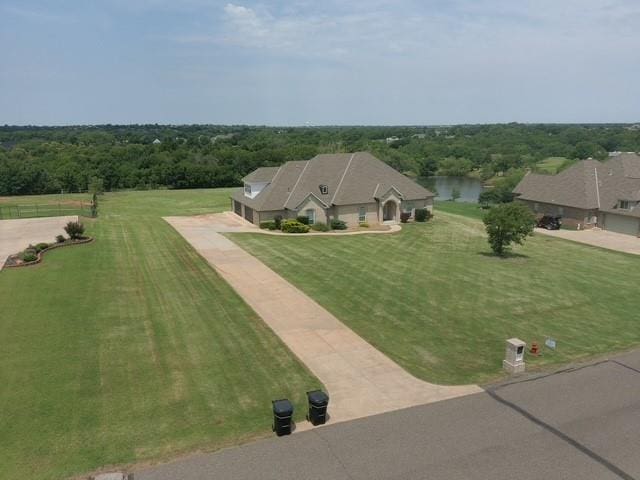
<box><xmin>88</xmin><ymin>176</ymin><xmax>104</xmax><ymax>195</ymax></box>
<box><xmin>451</xmin><ymin>187</ymin><xmax>461</xmax><ymax>202</ymax></box>
<box><xmin>482</xmin><ymin>203</ymin><xmax>535</xmax><ymax>256</ymax></box>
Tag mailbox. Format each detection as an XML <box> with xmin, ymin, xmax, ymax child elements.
<box><xmin>503</xmin><ymin>338</ymin><xmax>526</xmax><ymax>374</ymax></box>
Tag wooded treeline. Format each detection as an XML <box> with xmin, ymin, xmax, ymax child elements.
<box><xmin>1</xmin><ymin>123</ymin><xmax>639</xmax><ymax>196</ymax></box>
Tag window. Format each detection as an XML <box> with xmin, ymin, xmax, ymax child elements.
<box><xmin>306</xmin><ymin>209</ymin><xmax>315</xmax><ymax>225</ymax></box>
<box><xmin>358</xmin><ymin>206</ymin><xmax>366</xmax><ymax>223</ymax></box>
<box><xmin>619</xmin><ymin>200</ymin><xmax>631</xmax><ymax>210</ymax></box>
<box><xmin>319</xmin><ymin>184</ymin><xmax>328</xmax><ymax>195</ymax></box>
<box><xmin>403</xmin><ymin>202</ymin><xmax>414</xmax><ymax>213</ymax></box>
<box><xmin>244</xmin><ymin>183</ymin><xmax>251</xmax><ymax>195</ymax></box>
<box><xmin>533</xmin><ymin>203</ymin><xmax>539</xmax><ymax>212</ymax></box>
<box><xmin>557</xmin><ymin>206</ymin><xmax>564</xmax><ymax>216</ymax></box>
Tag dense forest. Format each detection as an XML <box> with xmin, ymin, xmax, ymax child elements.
<box><xmin>1</xmin><ymin>124</ymin><xmax>639</xmax><ymax>196</ymax></box>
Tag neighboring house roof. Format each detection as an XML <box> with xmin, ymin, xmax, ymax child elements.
<box><xmin>232</xmin><ymin>152</ymin><xmax>434</xmax><ymax>212</ymax></box>
<box><xmin>514</xmin><ymin>152</ymin><xmax>640</xmax><ymax>217</ymax></box>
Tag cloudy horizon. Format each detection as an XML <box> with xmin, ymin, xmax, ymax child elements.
<box><xmin>1</xmin><ymin>0</ymin><xmax>639</xmax><ymax>126</ymax></box>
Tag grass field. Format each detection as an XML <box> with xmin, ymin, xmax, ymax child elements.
<box><xmin>230</xmin><ymin>206</ymin><xmax>640</xmax><ymax>385</ymax></box>
<box><xmin>433</xmin><ymin>200</ymin><xmax>486</xmax><ymax>220</ymax></box>
<box><xmin>0</xmin><ymin>190</ymin><xmax>320</xmax><ymax>480</ymax></box>
<box><xmin>535</xmin><ymin>156</ymin><xmax>571</xmax><ymax>174</ymax></box>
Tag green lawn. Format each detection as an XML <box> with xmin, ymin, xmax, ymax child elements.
<box><xmin>230</xmin><ymin>211</ymin><xmax>640</xmax><ymax>385</ymax></box>
<box><xmin>0</xmin><ymin>190</ymin><xmax>320</xmax><ymax>480</ymax></box>
<box><xmin>535</xmin><ymin>156</ymin><xmax>570</xmax><ymax>174</ymax></box>
<box><xmin>434</xmin><ymin>200</ymin><xmax>486</xmax><ymax>220</ymax></box>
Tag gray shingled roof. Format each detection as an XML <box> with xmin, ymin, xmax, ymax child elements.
<box><xmin>242</xmin><ymin>166</ymin><xmax>280</xmax><ymax>183</ymax></box>
<box><xmin>514</xmin><ymin>153</ymin><xmax>640</xmax><ymax>217</ymax></box>
<box><xmin>232</xmin><ymin>152</ymin><xmax>433</xmax><ymax>212</ymax></box>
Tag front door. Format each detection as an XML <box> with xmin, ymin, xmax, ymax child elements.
<box><xmin>383</xmin><ymin>201</ymin><xmax>396</xmax><ymax>222</ymax></box>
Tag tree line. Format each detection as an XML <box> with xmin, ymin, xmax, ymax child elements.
<box><xmin>1</xmin><ymin>123</ymin><xmax>639</xmax><ymax>196</ymax></box>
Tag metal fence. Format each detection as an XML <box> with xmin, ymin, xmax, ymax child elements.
<box><xmin>0</xmin><ymin>203</ymin><xmax>93</xmax><ymax>220</ymax></box>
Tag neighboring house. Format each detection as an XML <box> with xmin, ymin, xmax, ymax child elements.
<box><xmin>231</xmin><ymin>152</ymin><xmax>434</xmax><ymax>226</ymax></box>
<box><xmin>152</xmin><ymin>138</ymin><xmax>162</xmax><ymax>144</ymax></box>
<box><xmin>513</xmin><ymin>152</ymin><xmax>640</xmax><ymax>236</ymax></box>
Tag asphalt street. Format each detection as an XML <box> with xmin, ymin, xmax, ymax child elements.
<box><xmin>136</xmin><ymin>350</ymin><xmax>640</xmax><ymax>480</ymax></box>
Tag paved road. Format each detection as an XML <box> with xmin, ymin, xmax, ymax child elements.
<box><xmin>137</xmin><ymin>350</ymin><xmax>640</xmax><ymax>480</ymax></box>
<box><xmin>164</xmin><ymin>212</ymin><xmax>479</xmax><ymax>425</ymax></box>
<box><xmin>0</xmin><ymin>216</ymin><xmax>77</xmax><ymax>269</ymax></box>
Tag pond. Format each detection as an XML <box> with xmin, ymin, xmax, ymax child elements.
<box><xmin>419</xmin><ymin>176</ymin><xmax>485</xmax><ymax>203</ymax></box>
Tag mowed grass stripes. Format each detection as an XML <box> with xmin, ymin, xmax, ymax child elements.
<box><xmin>230</xmin><ymin>209</ymin><xmax>640</xmax><ymax>385</ymax></box>
<box><xmin>0</xmin><ymin>190</ymin><xmax>320</xmax><ymax>480</ymax></box>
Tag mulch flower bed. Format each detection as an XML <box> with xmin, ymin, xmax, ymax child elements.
<box><xmin>3</xmin><ymin>237</ymin><xmax>94</xmax><ymax>269</ymax></box>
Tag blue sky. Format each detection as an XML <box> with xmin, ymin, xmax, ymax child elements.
<box><xmin>1</xmin><ymin>0</ymin><xmax>639</xmax><ymax>125</ymax></box>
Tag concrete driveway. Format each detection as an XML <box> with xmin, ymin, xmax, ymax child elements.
<box><xmin>0</xmin><ymin>216</ymin><xmax>78</xmax><ymax>269</ymax></box>
<box><xmin>536</xmin><ymin>227</ymin><xmax>640</xmax><ymax>255</ymax></box>
<box><xmin>164</xmin><ymin>213</ymin><xmax>480</xmax><ymax>425</ymax></box>
<box><xmin>137</xmin><ymin>350</ymin><xmax>640</xmax><ymax>480</ymax></box>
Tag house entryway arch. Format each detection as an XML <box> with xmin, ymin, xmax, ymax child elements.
<box><xmin>383</xmin><ymin>200</ymin><xmax>398</xmax><ymax>222</ymax></box>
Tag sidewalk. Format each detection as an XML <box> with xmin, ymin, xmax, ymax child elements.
<box><xmin>164</xmin><ymin>213</ymin><xmax>480</xmax><ymax>425</ymax></box>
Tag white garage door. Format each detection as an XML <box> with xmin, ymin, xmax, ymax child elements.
<box><xmin>605</xmin><ymin>214</ymin><xmax>639</xmax><ymax>236</ymax></box>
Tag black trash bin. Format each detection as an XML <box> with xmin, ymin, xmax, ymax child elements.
<box><xmin>306</xmin><ymin>390</ymin><xmax>329</xmax><ymax>425</ymax></box>
<box><xmin>272</xmin><ymin>399</ymin><xmax>294</xmax><ymax>436</ymax></box>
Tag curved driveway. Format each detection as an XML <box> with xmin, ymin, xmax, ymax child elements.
<box><xmin>164</xmin><ymin>212</ymin><xmax>480</xmax><ymax>425</ymax></box>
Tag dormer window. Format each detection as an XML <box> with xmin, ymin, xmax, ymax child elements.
<box><xmin>319</xmin><ymin>185</ymin><xmax>328</xmax><ymax>195</ymax></box>
<box><xmin>244</xmin><ymin>184</ymin><xmax>251</xmax><ymax>195</ymax></box>
<box><xmin>619</xmin><ymin>200</ymin><xmax>631</xmax><ymax>210</ymax></box>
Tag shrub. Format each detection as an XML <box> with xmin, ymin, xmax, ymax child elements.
<box><xmin>260</xmin><ymin>220</ymin><xmax>277</xmax><ymax>230</ymax></box>
<box><xmin>64</xmin><ymin>221</ymin><xmax>85</xmax><ymax>240</ymax></box>
<box><xmin>281</xmin><ymin>219</ymin><xmax>310</xmax><ymax>233</ymax></box>
<box><xmin>359</xmin><ymin>222</ymin><xmax>369</xmax><ymax>228</ymax></box>
<box><xmin>22</xmin><ymin>252</ymin><xmax>37</xmax><ymax>262</ymax></box>
<box><xmin>310</xmin><ymin>222</ymin><xmax>330</xmax><ymax>232</ymax></box>
<box><xmin>274</xmin><ymin>215</ymin><xmax>283</xmax><ymax>230</ymax></box>
<box><xmin>414</xmin><ymin>208</ymin><xmax>430</xmax><ymax>222</ymax></box>
<box><xmin>330</xmin><ymin>219</ymin><xmax>347</xmax><ymax>230</ymax></box>
<box><xmin>296</xmin><ymin>215</ymin><xmax>310</xmax><ymax>225</ymax></box>
<box><xmin>400</xmin><ymin>212</ymin><xmax>411</xmax><ymax>223</ymax></box>
<box><xmin>35</xmin><ymin>242</ymin><xmax>50</xmax><ymax>252</ymax></box>
<box><xmin>56</xmin><ymin>234</ymin><xmax>66</xmax><ymax>243</ymax></box>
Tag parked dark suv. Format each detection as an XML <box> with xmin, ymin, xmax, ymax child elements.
<box><xmin>537</xmin><ymin>215</ymin><xmax>562</xmax><ymax>230</ymax></box>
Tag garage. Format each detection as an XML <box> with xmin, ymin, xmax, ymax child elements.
<box><xmin>243</xmin><ymin>205</ymin><xmax>254</xmax><ymax>224</ymax></box>
<box><xmin>604</xmin><ymin>213</ymin><xmax>639</xmax><ymax>236</ymax></box>
<box><xmin>233</xmin><ymin>200</ymin><xmax>242</xmax><ymax>216</ymax></box>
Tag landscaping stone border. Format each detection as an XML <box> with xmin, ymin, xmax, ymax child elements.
<box><xmin>3</xmin><ymin>237</ymin><xmax>94</xmax><ymax>269</ymax></box>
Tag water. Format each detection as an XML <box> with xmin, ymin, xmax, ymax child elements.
<box><xmin>419</xmin><ymin>176</ymin><xmax>485</xmax><ymax>203</ymax></box>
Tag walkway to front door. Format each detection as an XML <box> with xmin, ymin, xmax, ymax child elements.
<box><xmin>165</xmin><ymin>213</ymin><xmax>480</xmax><ymax>426</ymax></box>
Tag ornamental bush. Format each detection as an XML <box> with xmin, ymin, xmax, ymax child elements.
<box><xmin>260</xmin><ymin>220</ymin><xmax>277</xmax><ymax>230</ymax></box>
<box><xmin>296</xmin><ymin>215</ymin><xmax>310</xmax><ymax>225</ymax></box>
<box><xmin>400</xmin><ymin>212</ymin><xmax>411</xmax><ymax>223</ymax></box>
<box><xmin>56</xmin><ymin>234</ymin><xmax>66</xmax><ymax>243</ymax></box>
<box><xmin>310</xmin><ymin>222</ymin><xmax>329</xmax><ymax>232</ymax></box>
<box><xmin>64</xmin><ymin>221</ymin><xmax>85</xmax><ymax>240</ymax></box>
<box><xmin>330</xmin><ymin>219</ymin><xmax>347</xmax><ymax>230</ymax></box>
<box><xmin>35</xmin><ymin>242</ymin><xmax>50</xmax><ymax>252</ymax></box>
<box><xmin>274</xmin><ymin>215</ymin><xmax>283</xmax><ymax>230</ymax></box>
<box><xmin>359</xmin><ymin>222</ymin><xmax>369</xmax><ymax>228</ymax></box>
<box><xmin>22</xmin><ymin>252</ymin><xmax>37</xmax><ymax>262</ymax></box>
<box><xmin>414</xmin><ymin>208</ymin><xmax>431</xmax><ymax>222</ymax></box>
<box><xmin>281</xmin><ymin>219</ymin><xmax>310</xmax><ymax>233</ymax></box>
